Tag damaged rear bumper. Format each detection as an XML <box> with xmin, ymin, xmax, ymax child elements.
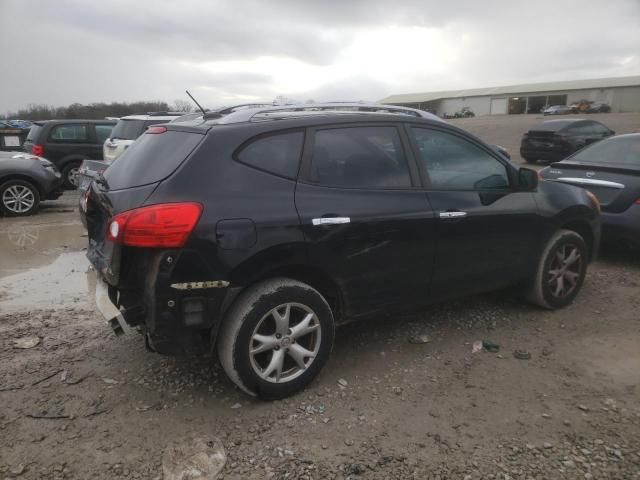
<box><xmin>94</xmin><ymin>275</ymin><xmax>125</xmax><ymax>336</ymax></box>
<box><xmin>89</xmin><ymin>251</ymin><xmax>239</xmax><ymax>356</ymax></box>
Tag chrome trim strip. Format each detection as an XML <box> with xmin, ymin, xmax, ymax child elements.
<box><xmin>556</xmin><ymin>177</ymin><xmax>624</xmax><ymax>189</ymax></box>
<box><xmin>312</xmin><ymin>217</ymin><xmax>351</xmax><ymax>226</ymax></box>
<box><xmin>439</xmin><ymin>211</ymin><xmax>467</xmax><ymax>219</ymax></box>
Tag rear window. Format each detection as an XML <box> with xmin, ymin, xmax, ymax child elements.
<box><xmin>104</xmin><ymin>130</ymin><xmax>203</xmax><ymax>189</ymax></box>
<box><xmin>570</xmin><ymin>136</ymin><xmax>640</xmax><ymax>166</ymax></box>
<box><xmin>110</xmin><ymin>119</ymin><xmax>146</xmax><ymax>140</ymax></box>
<box><xmin>25</xmin><ymin>124</ymin><xmax>42</xmax><ymax>142</ymax></box>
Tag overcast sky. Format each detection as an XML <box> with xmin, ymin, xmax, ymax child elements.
<box><xmin>1</xmin><ymin>0</ymin><xmax>639</xmax><ymax>112</ymax></box>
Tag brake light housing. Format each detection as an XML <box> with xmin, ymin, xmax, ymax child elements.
<box><xmin>107</xmin><ymin>203</ymin><xmax>203</xmax><ymax>248</ymax></box>
<box><xmin>32</xmin><ymin>144</ymin><xmax>45</xmax><ymax>157</ymax></box>
<box><xmin>146</xmin><ymin>126</ymin><xmax>167</xmax><ymax>134</ymax></box>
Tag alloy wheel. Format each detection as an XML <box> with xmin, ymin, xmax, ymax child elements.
<box><xmin>67</xmin><ymin>167</ymin><xmax>80</xmax><ymax>187</ymax></box>
<box><xmin>2</xmin><ymin>185</ymin><xmax>35</xmax><ymax>214</ymax></box>
<box><xmin>249</xmin><ymin>303</ymin><xmax>322</xmax><ymax>383</ymax></box>
<box><xmin>547</xmin><ymin>243</ymin><xmax>582</xmax><ymax>299</ymax></box>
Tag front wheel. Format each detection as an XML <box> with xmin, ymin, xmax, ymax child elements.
<box><xmin>217</xmin><ymin>278</ymin><xmax>335</xmax><ymax>400</ymax></box>
<box><xmin>525</xmin><ymin>229</ymin><xmax>588</xmax><ymax>309</ymax></box>
<box><xmin>0</xmin><ymin>180</ymin><xmax>41</xmax><ymax>216</ymax></box>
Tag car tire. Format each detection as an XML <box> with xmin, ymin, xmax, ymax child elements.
<box><xmin>525</xmin><ymin>229</ymin><xmax>588</xmax><ymax>309</ymax></box>
<box><xmin>62</xmin><ymin>162</ymin><xmax>81</xmax><ymax>189</ymax></box>
<box><xmin>217</xmin><ymin>278</ymin><xmax>335</xmax><ymax>400</ymax></box>
<box><xmin>0</xmin><ymin>179</ymin><xmax>41</xmax><ymax>217</ymax></box>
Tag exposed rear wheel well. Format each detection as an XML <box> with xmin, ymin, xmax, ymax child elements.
<box><xmin>561</xmin><ymin>220</ymin><xmax>595</xmax><ymax>260</ymax></box>
<box><xmin>248</xmin><ymin>266</ymin><xmax>344</xmax><ymax>323</ymax></box>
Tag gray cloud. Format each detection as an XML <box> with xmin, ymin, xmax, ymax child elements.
<box><xmin>1</xmin><ymin>0</ymin><xmax>639</xmax><ymax>113</ymax></box>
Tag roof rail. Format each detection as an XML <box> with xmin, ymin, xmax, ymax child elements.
<box><xmin>212</xmin><ymin>102</ymin><xmax>443</xmax><ymax>124</ymax></box>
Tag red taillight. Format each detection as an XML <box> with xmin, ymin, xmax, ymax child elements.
<box><xmin>146</xmin><ymin>126</ymin><xmax>167</xmax><ymax>134</ymax></box>
<box><xmin>107</xmin><ymin>203</ymin><xmax>203</xmax><ymax>248</ymax></box>
<box><xmin>32</xmin><ymin>144</ymin><xmax>44</xmax><ymax>156</ymax></box>
<box><xmin>635</xmin><ymin>199</ymin><xmax>640</xmax><ymax>205</ymax></box>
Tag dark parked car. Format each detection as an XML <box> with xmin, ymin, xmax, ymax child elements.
<box><xmin>587</xmin><ymin>102</ymin><xmax>611</xmax><ymax>114</ymax></box>
<box><xmin>83</xmin><ymin>104</ymin><xmax>600</xmax><ymax>399</ymax></box>
<box><xmin>520</xmin><ymin>119</ymin><xmax>614</xmax><ymax>164</ymax></box>
<box><xmin>23</xmin><ymin>119</ymin><xmax>116</xmax><ymax>188</ymax></box>
<box><xmin>540</xmin><ymin>134</ymin><xmax>640</xmax><ymax>247</ymax></box>
<box><xmin>0</xmin><ymin>152</ymin><xmax>63</xmax><ymax>216</ymax></box>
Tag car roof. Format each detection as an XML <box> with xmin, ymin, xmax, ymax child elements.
<box><xmin>34</xmin><ymin>119</ymin><xmax>117</xmax><ymax>126</ymax></box>
<box><xmin>119</xmin><ymin>113</ymin><xmax>183</xmax><ymax>121</ymax></box>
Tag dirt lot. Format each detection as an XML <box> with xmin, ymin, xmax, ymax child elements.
<box><xmin>1</xmin><ymin>113</ymin><xmax>640</xmax><ymax>479</ymax></box>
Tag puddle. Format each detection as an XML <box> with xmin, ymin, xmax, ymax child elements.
<box><xmin>0</xmin><ymin>251</ymin><xmax>92</xmax><ymax>314</ymax></box>
<box><xmin>0</xmin><ymin>220</ymin><xmax>87</xmax><ymax>278</ymax></box>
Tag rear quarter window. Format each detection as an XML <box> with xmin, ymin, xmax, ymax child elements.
<box><xmin>235</xmin><ymin>131</ymin><xmax>304</xmax><ymax>179</ymax></box>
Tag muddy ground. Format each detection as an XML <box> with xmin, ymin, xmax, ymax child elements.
<box><xmin>1</xmin><ymin>113</ymin><xmax>640</xmax><ymax>479</ymax></box>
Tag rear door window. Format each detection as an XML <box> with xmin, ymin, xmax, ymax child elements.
<box><xmin>236</xmin><ymin>131</ymin><xmax>304</xmax><ymax>179</ymax></box>
<box><xmin>95</xmin><ymin>124</ymin><xmax>114</xmax><ymax>143</ymax></box>
<box><xmin>104</xmin><ymin>131</ymin><xmax>203</xmax><ymax>189</ymax></box>
<box><xmin>49</xmin><ymin>124</ymin><xmax>89</xmax><ymax>142</ymax></box>
<box><xmin>309</xmin><ymin>126</ymin><xmax>411</xmax><ymax>188</ymax></box>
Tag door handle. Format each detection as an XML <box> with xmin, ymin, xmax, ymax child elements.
<box><xmin>312</xmin><ymin>217</ymin><xmax>351</xmax><ymax>226</ymax></box>
<box><xmin>439</xmin><ymin>211</ymin><xmax>467</xmax><ymax>219</ymax></box>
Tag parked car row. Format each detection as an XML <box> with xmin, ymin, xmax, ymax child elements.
<box><xmin>543</xmin><ymin>102</ymin><xmax>611</xmax><ymax>115</ymax></box>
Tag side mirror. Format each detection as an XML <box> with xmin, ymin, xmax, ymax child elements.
<box><xmin>518</xmin><ymin>167</ymin><xmax>538</xmax><ymax>192</ymax></box>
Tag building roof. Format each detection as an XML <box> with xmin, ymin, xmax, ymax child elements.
<box><xmin>380</xmin><ymin>76</ymin><xmax>640</xmax><ymax>104</ymax></box>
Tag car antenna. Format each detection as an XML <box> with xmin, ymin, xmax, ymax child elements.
<box><xmin>185</xmin><ymin>90</ymin><xmax>206</xmax><ymax>115</ymax></box>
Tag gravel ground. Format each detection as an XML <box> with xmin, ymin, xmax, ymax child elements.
<box><xmin>1</xmin><ymin>113</ymin><xmax>640</xmax><ymax>479</ymax></box>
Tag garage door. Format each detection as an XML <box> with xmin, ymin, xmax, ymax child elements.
<box><xmin>490</xmin><ymin>98</ymin><xmax>507</xmax><ymax>115</ymax></box>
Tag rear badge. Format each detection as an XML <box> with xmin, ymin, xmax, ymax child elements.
<box><xmin>170</xmin><ymin>281</ymin><xmax>230</xmax><ymax>290</ymax></box>
<box><xmin>586</xmin><ymin>172</ymin><xmax>596</xmax><ymax>178</ymax></box>
<box><xmin>549</xmin><ymin>169</ymin><xmax>562</xmax><ymax>175</ymax></box>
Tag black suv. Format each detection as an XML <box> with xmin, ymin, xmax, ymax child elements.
<box><xmin>84</xmin><ymin>104</ymin><xmax>600</xmax><ymax>399</ymax></box>
<box><xmin>23</xmin><ymin>119</ymin><xmax>116</xmax><ymax>188</ymax></box>
<box><xmin>520</xmin><ymin>119</ymin><xmax>614</xmax><ymax>164</ymax></box>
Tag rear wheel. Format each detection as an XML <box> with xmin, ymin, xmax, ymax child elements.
<box><xmin>0</xmin><ymin>180</ymin><xmax>40</xmax><ymax>216</ymax></box>
<box><xmin>62</xmin><ymin>162</ymin><xmax>81</xmax><ymax>189</ymax></box>
<box><xmin>217</xmin><ymin>278</ymin><xmax>335</xmax><ymax>400</ymax></box>
<box><xmin>525</xmin><ymin>229</ymin><xmax>587</xmax><ymax>309</ymax></box>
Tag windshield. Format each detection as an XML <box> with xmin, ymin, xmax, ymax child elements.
<box><xmin>109</xmin><ymin>119</ymin><xmax>146</xmax><ymax>140</ymax></box>
<box><xmin>570</xmin><ymin>136</ymin><xmax>640</xmax><ymax>166</ymax></box>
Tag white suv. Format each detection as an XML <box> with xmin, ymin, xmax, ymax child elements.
<box><xmin>103</xmin><ymin>112</ymin><xmax>183</xmax><ymax>164</ymax></box>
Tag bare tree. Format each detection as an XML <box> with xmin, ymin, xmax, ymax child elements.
<box><xmin>173</xmin><ymin>100</ymin><xmax>193</xmax><ymax>112</ymax></box>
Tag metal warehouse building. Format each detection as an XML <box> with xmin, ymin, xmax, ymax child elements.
<box><xmin>380</xmin><ymin>76</ymin><xmax>640</xmax><ymax>117</ymax></box>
